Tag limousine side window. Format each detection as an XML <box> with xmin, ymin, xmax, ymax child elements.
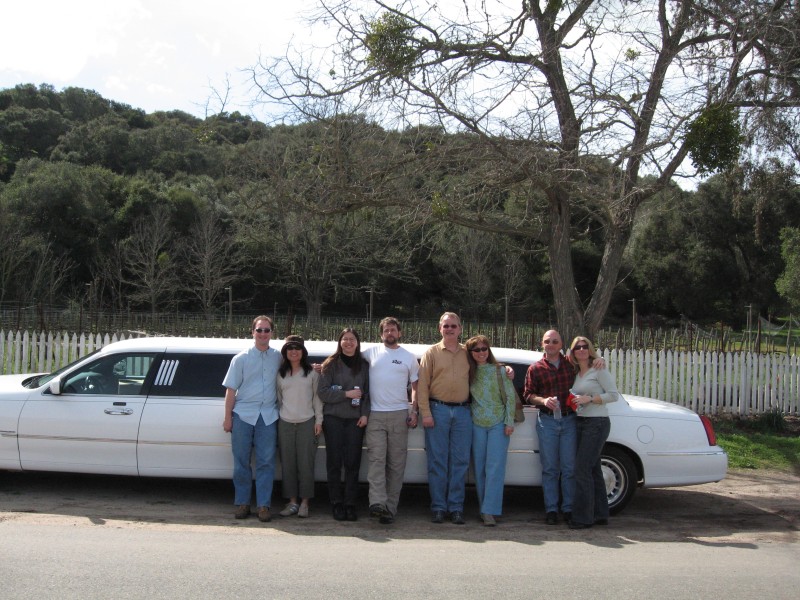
<box><xmin>148</xmin><ymin>353</ymin><xmax>235</xmax><ymax>398</ymax></box>
<box><xmin>61</xmin><ymin>353</ymin><xmax>158</xmax><ymax>395</ymax></box>
<box><xmin>507</xmin><ymin>362</ymin><xmax>530</xmax><ymax>397</ymax></box>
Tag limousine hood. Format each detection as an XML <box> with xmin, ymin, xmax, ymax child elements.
<box><xmin>0</xmin><ymin>373</ymin><xmax>43</xmax><ymax>393</ymax></box>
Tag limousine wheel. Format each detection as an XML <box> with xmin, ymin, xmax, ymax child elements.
<box><xmin>602</xmin><ymin>446</ymin><xmax>637</xmax><ymax>515</ymax></box>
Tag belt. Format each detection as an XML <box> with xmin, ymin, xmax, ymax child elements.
<box><xmin>430</xmin><ymin>398</ymin><xmax>471</xmax><ymax>407</ymax></box>
<box><xmin>541</xmin><ymin>408</ymin><xmax>576</xmax><ymax>417</ymax></box>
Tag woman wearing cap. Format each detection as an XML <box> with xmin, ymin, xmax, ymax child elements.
<box><xmin>566</xmin><ymin>336</ymin><xmax>620</xmax><ymax>529</ymax></box>
<box><xmin>465</xmin><ymin>335</ymin><xmax>516</xmax><ymax>527</ymax></box>
<box><xmin>276</xmin><ymin>335</ymin><xmax>323</xmax><ymax>518</ymax></box>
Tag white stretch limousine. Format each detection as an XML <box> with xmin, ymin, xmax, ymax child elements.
<box><xmin>0</xmin><ymin>337</ymin><xmax>727</xmax><ymax>513</ymax></box>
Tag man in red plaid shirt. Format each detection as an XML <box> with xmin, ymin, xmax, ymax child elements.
<box><xmin>524</xmin><ymin>329</ymin><xmax>604</xmax><ymax>525</ymax></box>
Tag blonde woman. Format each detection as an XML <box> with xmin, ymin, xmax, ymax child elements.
<box><xmin>566</xmin><ymin>336</ymin><xmax>620</xmax><ymax>529</ymax></box>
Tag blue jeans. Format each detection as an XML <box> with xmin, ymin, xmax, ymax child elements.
<box><xmin>536</xmin><ymin>412</ymin><xmax>577</xmax><ymax>513</ymax></box>
<box><xmin>231</xmin><ymin>413</ymin><xmax>277</xmax><ymax>507</ymax></box>
<box><xmin>572</xmin><ymin>416</ymin><xmax>611</xmax><ymax>525</ymax></box>
<box><xmin>472</xmin><ymin>421</ymin><xmax>510</xmax><ymax>516</ymax></box>
<box><xmin>425</xmin><ymin>401</ymin><xmax>472</xmax><ymax>512</ymax></box>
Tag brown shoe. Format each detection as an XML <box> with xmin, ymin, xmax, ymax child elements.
<box><xmin>257</xmin><ymin>506</ymin><xmax>271</xmax><ymax>522</ymax></box>
<box><xmin>234</xmin><ymin>504</ymin><xmax>251</xmax><ymax>519</ymax></box>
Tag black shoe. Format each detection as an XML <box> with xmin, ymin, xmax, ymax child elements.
<box><xmin>345</xmin><ymin>505</ymin><xmax>358</xmax><ymax>521</ymax></box>
<box><xmin>332</xmin><ymin>503</ymin><xmax>346</xmax><ymax>521</ymax></box>
<box><xmin>569</xmin><ymin>521</ymin><xmax>593</xmax><ymax>530</ymax></box>
<box><xmin>369</xmin><ymin>503</ymin><xmax>389</xmax><ymax>519</ymax></box>
<box><xmin>594</xmin><ymin>518</ymin><xmax>609</xmax><ymax>526</ymax></box>
<box><xmin>562</xmin><ymin>511</ymin><xmax>572</xmax><ymax>525</ymax></box>
<box><xmin>379</xmin><ymin>513</ymin><xmax>395</xmax><ymax>525</ymax></box>
<box><xmin>545</xmin><ymin>511</ymin><xmax>558</xmax><ymax>525</ymax></box>
<box><xmin>450</xmin><ymin>510</ymin><xmax>465</xmax><ymax>525</ymax></box>
<box><xmin>431</xmin><ymin>510</ymin><xmax>445</xmax><ymax>524</ymax></box>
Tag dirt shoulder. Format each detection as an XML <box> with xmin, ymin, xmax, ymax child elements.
<box><xmin>1</xmin><ymin>468</ymin><xmax>797</xmax><ymax>545</ymax></box>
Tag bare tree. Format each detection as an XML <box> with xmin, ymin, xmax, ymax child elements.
<box><xmin>25</xmin><ymin>241</ymin><xmax>75</xmax><ymax>311</ymax></box>
<box><xmin>0</xmin><ymin>215</ymin><xmax>33</xmax><ymax>305</ymax></box>
<box><xmin>120</xmin><ymin>206</ymin><xmax>179</xmax><ymax>315</ymax></box>
<box><xmin>251</xmin><ymin>0</ymin><xmax>799</xmax><ymax>339</ymax></box>
<box><xmin>92</xmin><ymin>242</ymin><xmax>128</xmax><ymax>312</ymax></box>
<box><xmin>431</xmin><ymin>226</ymin><xmax>497</xmax><ymax>318</ymax></box>
<box><xmin>181</xmin><ymin>210</ymin><xmax>243</xmax><ymax>319</ymax></box>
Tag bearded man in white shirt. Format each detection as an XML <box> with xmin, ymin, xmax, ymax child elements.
<box><xmin>362</xmin><ymin>317</ymin><xmax>419</xmax><ymax>524</ymax></box>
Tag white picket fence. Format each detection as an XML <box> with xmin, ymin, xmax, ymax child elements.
<box><xmin>1</xmin><ymin>330</ymin><xmax>798</xmax><ymax>415</ymax></box>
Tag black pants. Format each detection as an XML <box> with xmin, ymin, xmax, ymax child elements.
<box><xmin>322</xmin><ymin>416</ymin><xmax>364</xmax><ymax>506</ymax></box>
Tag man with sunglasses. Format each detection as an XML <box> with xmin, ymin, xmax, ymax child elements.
<box><xmin>523</xmin><ymin>329</ymin><xmax>604</xmax><ymax>525</ymax></box>
<box><xmin>222</xmin><ymin>315</ymin><xmax>281</xmax><ymax>522</ymax></box>
<box><xmin>417</xmin><ymin>312</ymin><xmax>472</xmax><ymax>524</ymax></box>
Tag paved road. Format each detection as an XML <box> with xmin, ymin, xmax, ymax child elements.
<box><xmin>1</xmin><ymin>470</ymin><xmax>798</xmax><ymax>599</ymax></box>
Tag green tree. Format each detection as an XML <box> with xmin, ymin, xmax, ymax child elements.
<box><xmin>629</xmin><ymin>173</ymin><xmax>800</xmax><ymax>321</ymax></box>
<box><xmin>50</xmin><ymin>112</ymin><xmax>133</xmax><ymax>173</ymax></box>
<box><xmin>777</xmin><ymin>227</ymin><xmax>800</xmax><ymax>310</ymax></box>
<box><xmin>0</xmin><ymin>159</ymin><xmax>120</xmax><ymax>283</ymax></box>
<box><xmin>228</xmin><ymin>119</ymin><xmax>422</xmax><ymax>318</ymax></box>
<box><xmin>0</xmin><ymin>105</ymin><xmax>67</xmax><ymax>177</ymax></box>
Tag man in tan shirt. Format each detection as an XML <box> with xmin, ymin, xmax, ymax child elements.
<box><xmin>418</xmin><ymin>312</ymin><xmax>472</xmax><ymax>524</ymax></box>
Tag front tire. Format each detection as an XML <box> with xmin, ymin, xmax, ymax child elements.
<box><xmin>601</xmin><ymin>446</ymin><xmax>637</xmax><ymax>514</ymax></box>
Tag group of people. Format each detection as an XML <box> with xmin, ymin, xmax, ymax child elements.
<box><xmin>222</xmin><ymin>313</ymin><xmax>619</xmax><ymax>529</ymax></box>
<box><xmin>222</xmin><ymin>315</ymin><xmax>418</xmax><ymax>524</ymax></box>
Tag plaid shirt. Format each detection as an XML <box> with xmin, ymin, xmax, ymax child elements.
<box><xmin>523</xmin><ymin>355</ymin><xmax>577</xmax><ymax>415</ymax></box>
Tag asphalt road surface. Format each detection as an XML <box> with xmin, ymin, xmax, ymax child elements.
<box><xmin>1</xmin><ymin>469</ymin><xmax>797</xmax><ymax>599</ymax></box>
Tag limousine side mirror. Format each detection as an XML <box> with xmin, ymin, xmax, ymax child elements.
<box><xmin>49</xmin><ymin>378</ymin><xmax>62</xmax><ymax>395</ymax></box>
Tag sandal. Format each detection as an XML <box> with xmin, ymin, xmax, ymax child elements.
<box><xmin>279</xmin><ymin>503</ymin><xmax>300</xmax><ymax>517</ymax></box>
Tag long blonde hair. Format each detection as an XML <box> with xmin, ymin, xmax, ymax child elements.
<box><xmin>567</xmin><ymin>336</ymin><xmax>599</xmax><ymax>373</ymax></box>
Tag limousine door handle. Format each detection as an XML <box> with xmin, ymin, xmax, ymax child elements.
<box><xmin>104</xmin><ymin>408</ymin><xmax>134</xmax><ymax>415</ymax></box>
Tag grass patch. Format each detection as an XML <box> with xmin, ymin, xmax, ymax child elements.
<box><xmin>712</xmin><ymin>415</ymin><xmax>800</xmax><ymax>471</ymax></box>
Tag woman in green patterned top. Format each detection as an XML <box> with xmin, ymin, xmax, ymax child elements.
<box><xmin>466</xmin><ymin>335</ymin><xmax>516</xmax><ymax>526</ymax></box>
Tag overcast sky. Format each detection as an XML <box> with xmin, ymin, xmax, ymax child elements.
<box><xmin>0</xmin><ymin>0</ymin><xmax>320</xmax><ymax>118</ymax></box>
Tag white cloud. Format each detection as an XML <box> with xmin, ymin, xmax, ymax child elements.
<box><xmin>0</xmin><ymin>0</ymin><xmax>319</xmax><ymax>116</ymax></box>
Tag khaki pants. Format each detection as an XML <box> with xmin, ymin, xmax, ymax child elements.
<box><xmin>365</xmin><ymin>410</ymin><xmax>409</xmax><ymax>516</ymax></box>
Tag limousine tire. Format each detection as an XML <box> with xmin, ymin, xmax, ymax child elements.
<box><xmin>602</xmin><ymin>446</ymin><xmax>637</xmax><ymax>515</ymax></box>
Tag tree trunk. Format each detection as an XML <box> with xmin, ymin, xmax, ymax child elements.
<box><xmin>584</xmin><ymin>221</ymin><xmax>632</xmax><ymax>338</ymax></box>
<box><xmin>547</xmin><ymin>188</ymin><xmax>584</xmax><ymax>343</ymax></box>
<box><xmin>305</xmin><ymin>297</ymin><xmax>323</xmax><ymax>320</ymax></box>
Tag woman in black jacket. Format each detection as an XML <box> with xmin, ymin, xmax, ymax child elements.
<box><xmin>318</xmin><ymin>328</ymin><xmax>370</xmax><ymax>521</ymax></box>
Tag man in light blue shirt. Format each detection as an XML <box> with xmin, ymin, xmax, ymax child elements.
<box><xmin>223</xmin><ymin>315</ymin><xmax>281</xmax><ymax>522</ymax></box>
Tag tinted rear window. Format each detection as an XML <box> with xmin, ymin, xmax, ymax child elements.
<box><xmin>148</xmin><ymin>353</ymin><xmax>236</xmax><ymax>398</ymax></box>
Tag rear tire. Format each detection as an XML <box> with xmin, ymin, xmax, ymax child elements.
<box><xmin>601</xmin><ymin>446</ymin><xmax>637</xmax><ymax>514</ymax></box>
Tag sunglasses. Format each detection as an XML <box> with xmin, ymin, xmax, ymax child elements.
<box><xmin>285</xmin><ymin>344</ymin><xmax>303</xmax><ymax>351</ymax></box>
<box><xmin>441</xmin><ymin>324</ymin><xmax>460</xmax><ymax>329</ymax></box>
<box><xmin>254</xmin><ymin>327</ymin><xmax>272</xmax><ymax>333</ymax></box>
<box><xmin>470</xmin><ymin>346</ymin><xmax>489</xmax><ymax>353</ymax></box>
<box><xmin>573</xmin><ymin>344</ymin><xmax>589</xmax><ymax>351</ymax></box>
